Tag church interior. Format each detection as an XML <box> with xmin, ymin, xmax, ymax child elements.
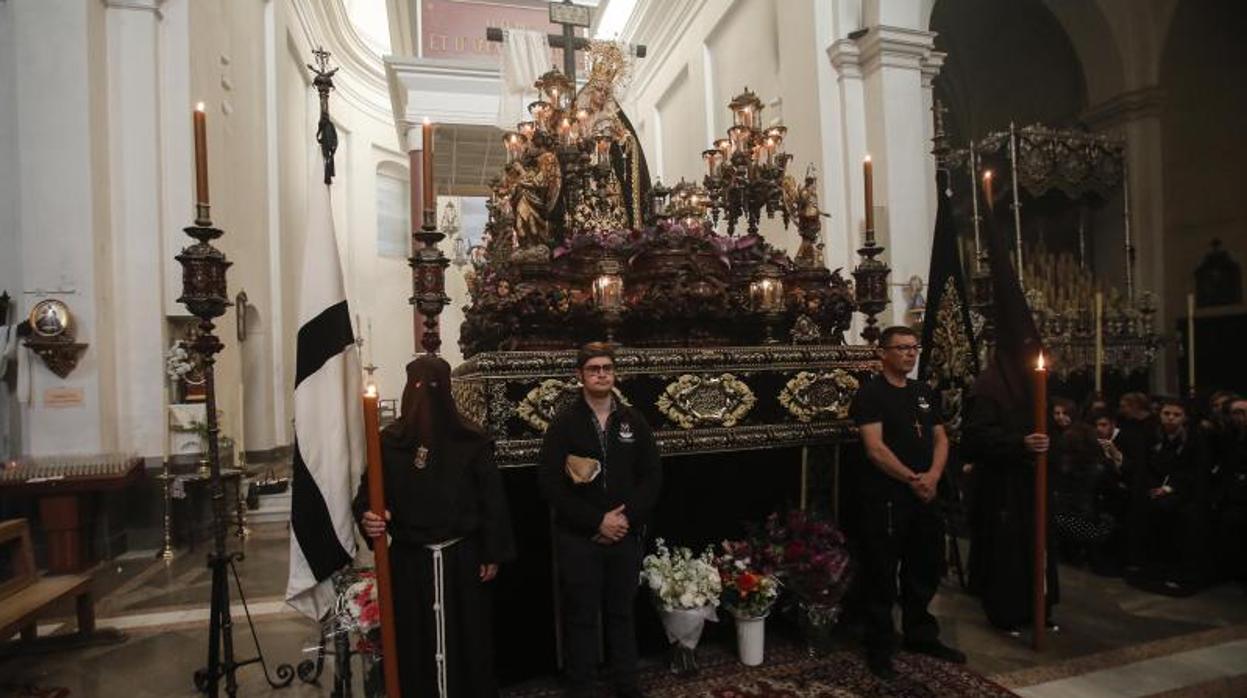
<box><xmin>2</xmin><ymin>0</ymin><xmax>1246</xmax><ymax>696</ymax></box>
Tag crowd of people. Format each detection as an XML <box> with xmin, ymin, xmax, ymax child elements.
<box><xmin>348</xmin><ymin>337</ymin><xmax>1247</xmax><ymax>695</ymax></box>
<box><xmin>1044</xmin><ymin>389</ymin><xmax>1247</xmax><ymax>594</ymax></box>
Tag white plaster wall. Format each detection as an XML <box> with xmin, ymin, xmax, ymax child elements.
<box><xmin>279</xmin><ymin>0</ymin><xmax>411</xmax><ymax>412</ymax></box>
<box><xmin>10</xmin><ymin>0</ymin><xmax>118</xmax><ymax>457</ymax></box>
<box><xmin>622</xmin><ymin>0</ymin><xmax>823</xmax><ymax>260</ymax></box>
<box><xmin>0</xmin><ymin>0</ymin><xmax>20</xmax><ymax>459</ymax></box>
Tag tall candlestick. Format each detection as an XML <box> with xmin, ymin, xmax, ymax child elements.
<box><xmin>863</xmin><ymin>155</ymin><xmax>875</xmax><ymax>239</ymax></box>
<box><xmin>969</xmin><ymin>142</ymin><xmax>982</xmax><ymax>269</ymax></box>
<box><xmin>1187</xmin><ymin>293</ymin><xmax>1196</xmax><ymax>395</ymax></box>
<box><xmin>1094</xmin><ymin>292</ymin><xmax>1103</xmax><ymax>395</ymax></box>
<box><xmin>409</xmin><ymin>147</ymin><xmax>423</xmax><ymax>233</ymax></box>
<box><xmin>363</xmin><ymin>389</ymin><xmax>402</xmax><ymax>698</ymax></box>
<box><xmin>1032</xmin><ymin>351</ymin><xmax>1048</xmax><ymax>651</ymax></box>
<box><xmin>193</xmin><ymin>103</ymin><xmax>210</xmax><ymax>223</ymax></box>
<box><xmin>422</xmin><ymin>118</ymin><xmax>435</xmax><ymax>227</ymax></box>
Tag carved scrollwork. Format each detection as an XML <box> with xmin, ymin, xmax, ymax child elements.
<box><xmin>656</xmin><ymin>373</ymin><xmax>756</xmax><ymax>430</ymax></box>
<box><xmin>516</xmin><ymin>379</ymin><xmax>582</xmax><ymax>434</ymax></box>
<box><xmin>516</xmin><ymin>379</ymin><xmax>630</xmax><ymax>434</ymax></box>
<box><xmin>779</xmin><ymin>370</ymin><xmax>860</xmax><ymax>422</ymax></box>
<box><xmin>451</xmin><ymin>380</ymin><xmax>488</xmax><ymax>429</ymax></box>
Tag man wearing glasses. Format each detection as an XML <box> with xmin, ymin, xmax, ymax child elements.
<box><xmin>539</xmin><ymin>342</ymin><xmax>663</xmax><ymax>698</ymax></box>
<box><xmin>850</xmin><ymin>326</ymin><xmax>965</xmax><ymax>680</ymax></box>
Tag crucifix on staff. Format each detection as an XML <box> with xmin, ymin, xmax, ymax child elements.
<box><xmin>485</xmin><ymin>0</ymin><xmax>647</xmax><ymax>84</ymax></box>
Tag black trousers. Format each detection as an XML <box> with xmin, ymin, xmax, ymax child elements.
<box><xmin>858</xmin><ymin>487</ymin><xmax>943</xmax><ymax>658</ymax></box>
<box><xmin>556</xmin><ymin>530</ymin><xmax>643</xmax><ymax>695</ymax></box>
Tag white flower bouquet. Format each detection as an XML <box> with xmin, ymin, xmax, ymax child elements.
<box><xmin>165</xmin><ymin>340</ymin><xmax>196</xmax><ymax>382</ymax></box>
<box><xmin>642</xmin><ymin>538</ymin><xmax>721</xmax><ymax>660</ymax></box>
<box><xmin>641</xmin><ymin>538</ymin><xmax>722</xmax><ymax>611</ymax></box>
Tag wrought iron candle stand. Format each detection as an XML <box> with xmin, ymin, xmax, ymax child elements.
<box><xmin>410</xmin><ymin>213</ymin><xmax>451</xmax><ymax>355</ymax></box>
<box><xmin>179</xmin><ymin>208</ymin><xmax>293</xmax><ymax>697</ymax></box>
<box><xmin>852</xmin><ymin>227</ymin><xmax>890</xmax><ymax>346</ymax></box>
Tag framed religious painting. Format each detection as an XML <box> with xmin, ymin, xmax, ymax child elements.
<box><xmin>28</xmin><ymin>299</ymin><xmax>71</xmax><ymax>339</ymax></box>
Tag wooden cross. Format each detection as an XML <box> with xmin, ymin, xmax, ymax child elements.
<box><xmin>485</xmin><ymin>0</ymin><xmax>647</xmax><ymax>84</ymax></box>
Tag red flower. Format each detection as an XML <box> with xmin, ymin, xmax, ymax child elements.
<box><xmin>737</xmin><ymin>571</ymin><xmax>760</xmax><ymax>594</ymax></box>
<box><xmin>784</xmin><ymin>541</ymin><xmax>807</xmax><ymax>562</ymax></box>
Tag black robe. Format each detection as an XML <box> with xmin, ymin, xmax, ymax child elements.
<box><xmin>353</xmin><ymin>434</ymin><xmax>515</xmax><ymax>697</ymax></box>
<box><xmin>1133</xmin><ymin>429</ymin><xmax>1209</xmax><ymax>587</ymax></box>
<box><xmin>962</xmin><ymin>393</ymin><xmax>1060</xmax><ymax>629</ymax></box>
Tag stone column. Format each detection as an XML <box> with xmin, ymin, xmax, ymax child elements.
<box><xmin>857</xmin><ymin>26</ymin><xmax>943</xmax><ymax>328</ymax></box>
<box><xmin>826</xmin><ymin>38</ymin><xmax>869</xmax><ymax>279</ymax></box>
<box><xmin>1083</xmin><ymin>88</ymin><xmax>1168</xmax><ymax>390</ymax></box>
<box><xmin>105</xmin><ymin>0</ymin><xmax>168</xmax><ymax>460</ymax></box>
<box><xmin>11</xmin><ymin>0</ymin><xmax>117</xmax><ymax>456</ymax></box>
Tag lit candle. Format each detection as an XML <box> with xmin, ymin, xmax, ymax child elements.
<box><xmin>193</xmin><ymin>103</ymin><xmax>209</xmax><ymax>209</ymax></box>
<box><xmin>863</xmin><ymin>155</ymin><xmax>875</xmax><ymax>235</ymax></box>
<box><xmin>982</xmin><ymin>170</ymin><xmax>995</xmax><ymax>213</ymax></box>
<box><xmin>702</xmin><ymin>149</ymin><xmax>720</xmax><ymax>177</ymax></box>
<box><xmin>1032</xmin><ymin>350</ymin><xmax>1049</xmax><ymax>650</ymax></box>
<box><xmin>1187</xmin><ymin>292</ymin><xmax>1196</xmax><ymax>393</ymax></box>
<box><xmin>361</xmin><ymin>384</ymin><xmax>401</xmax><ymax>697</ymax></box>
<box><xmin>1094</xmin><ymin>292</ymin><xmax>1103</xmax><ymax>395</ymax></box>
<box><xmin>421</xmin><ymin>118</ymin><xmax>435</xmax><ymax>227</ymax></box>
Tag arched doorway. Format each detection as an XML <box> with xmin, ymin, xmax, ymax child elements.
<box><xmin>930</xmin><ymin>0</ymin><xmax>1086</xmax><ymax>145</ymax></box>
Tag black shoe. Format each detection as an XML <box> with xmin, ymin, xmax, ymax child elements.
<box><xmin>867</xmin><ymin>654</ymin><xmax>898</xmax><ymax>681</ymax></box>
<box><xmin>903</xmin><ymin>640</ymin><xmax>967</xmax><ymax>664</ymax></box>
<box><xmin>615</xmin><ymin>688</ymin><xmax>647</xmax><ymax>698</ymax></box>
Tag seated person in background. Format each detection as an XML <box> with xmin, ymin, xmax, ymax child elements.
<box><xmin>1214</xmin><ymin>397</ymin><xmax>1247</xmax><ymax>586</ymax></box>
<box><xmin>1052</xmin><ymin>400</ymin><xmax>1114</xmax><ymax>567</ymax></box>
<box><xmin>1118</xmin><ymin>391</ymin><xmax>1157</xmax><ymax>573</ymax></box>
<box><xmin>1130</xmin><ymin>398</ymin><xmax>1210</xmax><ymax>595</ymax></box>
<box><xmin>1092</xmin><ymin>409</ymin><xmax>1131</xmax><ymax>573</ymax></box>
<box><xmin>1201</xmin><ymin>390</ymin><xmax>1237</xmax><ymax>443</ymax></box>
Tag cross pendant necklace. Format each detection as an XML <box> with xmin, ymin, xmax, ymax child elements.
<box><xmin>913</xmin><ymin>419</ymin><xmax>923</xmax><ymax>438</ymax></box>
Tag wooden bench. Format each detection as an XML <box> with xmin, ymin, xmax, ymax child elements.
<box><xmin>0</xmin><ymin>518</ymin><xmax>123</xmax><ymax>653</ymax></box>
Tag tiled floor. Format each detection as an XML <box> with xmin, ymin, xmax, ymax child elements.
<box><xmin>2</xmin><ymin>526</ymin><xmax>1244</xmax><ymax>697</ymax></box>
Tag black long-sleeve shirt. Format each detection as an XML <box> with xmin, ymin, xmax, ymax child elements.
<box><xmin>538</xmin><ymin>397</ymin><xmax>663</xmax><ymax>537</ymax></box>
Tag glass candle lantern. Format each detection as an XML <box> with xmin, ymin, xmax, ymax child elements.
<box><xmin>592</xmin><ymin>258</ymin><xmax>624</xmax><ymax>311</ymax></box>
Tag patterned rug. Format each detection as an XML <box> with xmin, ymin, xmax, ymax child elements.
<box><xmin>503</xmin><ymin>638</ymin><xmax>1017</xmax><ymax>697</ymax></box>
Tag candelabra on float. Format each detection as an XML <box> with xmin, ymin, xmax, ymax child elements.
<box><xmin>701</xmin><ymin>88</ymin><xmax>791</xmax><ymax>236</ymax></box>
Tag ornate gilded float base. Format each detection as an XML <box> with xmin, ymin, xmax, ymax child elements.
<box><xmin>453</xmin><ymin>344</ymin><xmax>878</xmax><ymax>467</ymax></box>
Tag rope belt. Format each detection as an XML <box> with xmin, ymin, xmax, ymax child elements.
<box><xmin>425</xmin><ymin>536</ymin><xmax>463</xmax><ymax>698</ymax></box>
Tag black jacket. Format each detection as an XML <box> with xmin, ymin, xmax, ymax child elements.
<box><xmin>538</xmin><ymin>397</ymin><xmax>663</xmax><ymax>537</ymax></box>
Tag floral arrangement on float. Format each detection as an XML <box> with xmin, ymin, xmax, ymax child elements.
<box><xmin>331</xmin><ymin>568</ymin><xmax>384</xmax><ymax>697</ymax></box>
<box><xmin>641</xmin><ymin>539</ymin><xmax>721</xmax><ymax>675</ymax></box>
<box><xmin>744</xmin><ymin>510</ymin><xmax>854</xmax><ymax>656</ymax></box>
<box><xmin>715</xmin><ymin>541</ymin><xmax>780</xmax><ymax>666</ymax></box>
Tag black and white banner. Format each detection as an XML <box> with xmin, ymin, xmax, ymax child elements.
<box><xmin>285</xmin><ymin>180</ymin><xmax>364</xmax><ymax>619</ymax></box>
